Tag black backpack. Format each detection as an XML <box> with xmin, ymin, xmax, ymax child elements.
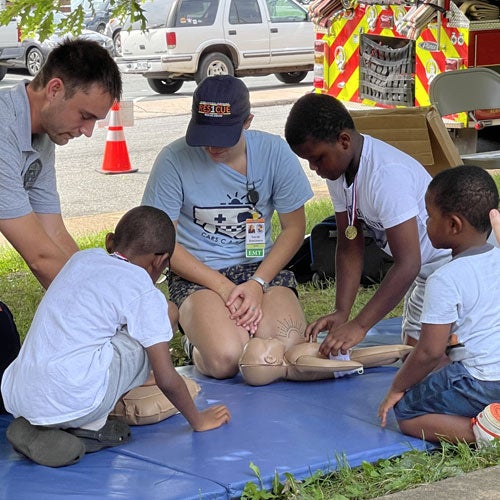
<box><xmin>0</xmin><ymin>301</ymin><xmax>21</xmax><ymax>414</ymax></box>
<box><xmin>286</xmin><ymin>215</ymin><xmax>394</xmax><ymax>288</ymax></box>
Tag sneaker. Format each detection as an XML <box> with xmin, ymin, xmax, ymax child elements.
<box><xmin>472</xmin><ymin>403</ymin><xmax>500</xmax><ymax>448</ymax></box>
<box><xmin>6</xmin><ymin>417</ymin><xmax>85</xmax><ymax>467</ymax></box>
<box><xmin>181</xmin><ymin>335</ymin><xmax>194</xmax><ymax>363</ymax></box>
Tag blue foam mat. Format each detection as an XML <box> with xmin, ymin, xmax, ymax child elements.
<box><xmin>1</xmin><ymin>318</ymin><xmax>433</xmax><ymax>499</ymax></box>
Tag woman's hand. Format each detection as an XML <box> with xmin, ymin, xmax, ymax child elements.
<box><xmin>226</xmin><ymin>280</ymin><xmax>264</xmax><ymax>334</ymax></box>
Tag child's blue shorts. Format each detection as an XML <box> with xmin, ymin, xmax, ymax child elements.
<box><xmin>394</xmin><ymin>361</ymin><xmax>500</xmax><ymax>420</ymax></box>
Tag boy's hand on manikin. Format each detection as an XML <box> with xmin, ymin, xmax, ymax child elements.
<box><xmin>306</xmin><ymin>311</ymin><xmax>348</xmax><ymax>342</ymax></box>
<box><xmin>319</xmin><ymin>319</ymin><xmax>366</xmax><ymax>357</ymax></box>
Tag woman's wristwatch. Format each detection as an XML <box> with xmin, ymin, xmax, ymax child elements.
<box><xmin>248</xmin><ymin>275</ymin><xmax>270</xmax><ymax>293</ymax></box>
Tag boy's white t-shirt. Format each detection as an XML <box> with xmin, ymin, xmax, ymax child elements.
<box><xmin>421</xmin><ymin>245</ymin><xmax>500</xmax><ymax>381</ymax></box>
<box><xmin>327</xmin><ymin>134</ymin><xmax>449</xmax><ymax>266</ymax></box>
<box><xmin>1</xmin><ymin>248</ymin><xmax>172</xmax><ymax>425</ymax></box>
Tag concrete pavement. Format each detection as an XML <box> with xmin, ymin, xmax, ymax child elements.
<box><xmin>0</xmin><ymin>83</ymin><xmax>375</xmax><ymax>248</ymax></box>
<box><xmin>379</xmin><ymin>464</ymin><xmax>500</xmax><ymax>499</ymax></box>
<box><xmin>1</xmin><ymin>84</ymin><xmax>321</xmax><ymax>248</ymax></box>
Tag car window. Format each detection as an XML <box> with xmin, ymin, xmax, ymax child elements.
<box><xmin>88</xmin><ymin>1</ymin><xmax>108</xmax><ymax>12</ymax></box>
<box><xmin>173</xmin><ymin>0</ymin><xmax>219</xmax><ymax>26</ymax></box>
<box><xmin>229</xmin><ymin>0</ymin><xmax>262</xmax><ymax>24</ymax></box>
<box><xmin>76</xmin><ymin>0</ymin><xmax>108</xmax><ymax>12</ymax></box>
<box><xmin>143</xmin><ymin>0</ymin><xmax>173</xmax><ymax>28</ymax></box>
<box><xmin>122</xmin><ymin>0</ymin><xmax>174</xmax><ymax>29</ymax></box>
<box><xmin>265</xmin><ymin>0</ymin><xmax>308</xmax><ymax>22</ymax></box>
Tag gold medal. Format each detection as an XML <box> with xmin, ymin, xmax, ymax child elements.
<box><xmin>345</xmin><ymin>225</ymin><xmax>357</xmax><ymax>240</ymax></box>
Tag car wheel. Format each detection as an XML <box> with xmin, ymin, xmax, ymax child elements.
<box><xmin>274</xmin><ymin>71</ymin><xmax>308</xmax><ymax>84</ymax></box>
<box><xmin>113</xmin><ymin>31</ymin><xmax>122</xmax><ymax>56</ymax></box>
<box><xmin>147</xmin><ymin>78</ymin><xmax>183</xmax><ymax>95</ymax></box>
<box><xmin>0</xmin><ymin>66</ymin><xmax>7</xmax><ymax>81</ymax></box>
<box><xmin>26</xmin><ymin>47</ymin><xmax>44</xmax><ymax>76</ymax></box>
<box><xmin>195</xmin><ymin>52</ymin><xmax>234</xmax><ymax>84</ymax></box>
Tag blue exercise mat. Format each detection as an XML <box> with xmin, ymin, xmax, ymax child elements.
<box><xmin>0</xmin><ymin>318</ymin><xmax>433</xmax><ymax>499</ymax></box>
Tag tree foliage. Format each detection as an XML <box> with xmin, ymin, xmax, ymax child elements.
<box><xmin>0</xmin><ymin>0</ymin><xmax>147</xmax><ymax>40</ymax></box>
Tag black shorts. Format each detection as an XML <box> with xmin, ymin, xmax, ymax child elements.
<box><xmin>168</xmin><ymin>262</ymin><xmax>298</xmax><ymax>308</ymax></box>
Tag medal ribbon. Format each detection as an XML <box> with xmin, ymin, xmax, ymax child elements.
<box><xmin>110</xmin><ymin>251</ymin><xmax>129</xmax><ymax>262</ymax></box>
<box><xmin>347</xmin><ymin>177</ymin><xmax>357</xmax><ymax>228</ymax></box>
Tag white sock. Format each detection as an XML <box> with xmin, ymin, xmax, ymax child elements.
<box><xmin>79</xmin><ymin>415</ymin><xmax>108</xmax><ymax>431</ymax></box>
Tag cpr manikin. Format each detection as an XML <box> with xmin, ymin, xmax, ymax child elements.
<box><xmin>239</xmin><ymin>337</ymin><xmax>413</xmax><ymax>386</ymax></box>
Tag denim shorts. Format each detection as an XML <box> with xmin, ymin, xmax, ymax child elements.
<box><xmin>168</xmin><ymin>262</ymin><xmax>298</xmax><ymax>308</ymax></box>
<box><xmin>394</xmin><ymin>362</ymin><xmax>500</xmax><ymax>421</ymax></box>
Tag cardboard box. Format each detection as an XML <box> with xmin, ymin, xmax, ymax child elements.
<box><xmin>350</xmin><ymin>106</ymin><xmax>463</xmax><ymax>176</ymax></box>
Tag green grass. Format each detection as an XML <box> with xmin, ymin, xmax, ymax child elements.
<box><xmin>241</xmin><ymin>441</ymin><xmax>500</xmax><ymax>499</ymax></box>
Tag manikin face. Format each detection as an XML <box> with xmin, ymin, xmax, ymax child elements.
<box><xmin>291</xmin><ymin>136</ymin><xmax>353</xmax><ymax>181</ymax></box>
<box><xmin>40</xmin><ymin>80</ymin><xmax>114</xmax><ymax>145</ymax></box>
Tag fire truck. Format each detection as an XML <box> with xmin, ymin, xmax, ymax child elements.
<box><xmin>311</xmin><ymin>0</ymin><xmax>500</xmax><ymax>130</ymax></box>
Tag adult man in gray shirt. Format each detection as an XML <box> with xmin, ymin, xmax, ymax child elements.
<box><xmin>0</xmin><ymin>38</ymin><xmax>121</xmax><ymax>288</ymax></box>
<box><xmin>0</xmin><ymin>38</ymin><xmax>122</xmax><ymax>412</ymax></box>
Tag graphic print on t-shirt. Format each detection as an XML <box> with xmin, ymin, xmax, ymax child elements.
<box><xmin>193</xmin><ymin>191</ymin><xmax>262</xmax><ymax>240</ymax></box>
<box><xmin>23</xmin><ymin>160</ymin><xmax>42</xmax><ymax>189</ymax></box>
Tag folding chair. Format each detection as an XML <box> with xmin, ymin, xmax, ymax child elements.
<box><xmin>429</xmin><ymin>67</ymin><xmax>500</xmax><ymax>169</ymax></box>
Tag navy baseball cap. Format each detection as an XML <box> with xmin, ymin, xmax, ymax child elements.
<box><xmin>186</xmin><ymin>75</ymin><xmax>250</xmax><ymax>148</ymax></box>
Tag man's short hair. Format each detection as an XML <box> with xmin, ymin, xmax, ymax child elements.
<box><xmin>31</xmin><ymin>38</ymin><xmax>122</xmax><ymax>101</ymax></box>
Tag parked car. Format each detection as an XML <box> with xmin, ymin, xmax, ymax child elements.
<box><xmin>106</xmin><ymin>0</ymin><xmax>177</xmax><ymax>57</ymax></box>
<box><xmin>82</xmin><ymin>0</ymin><xmax>111</xmax><ymax>34</ymax></box>
<box><xmin>2</xmin><ymin>12</ymin><xmax>114</xmax><ymax>76</ymax></box>
<box><xmin>116</xmin><ymin>0</ymin><xmax>314</xmax><ymax>95</ymax></box>
<box><xmin>103</xmin><ymin>16</ymin><xmax>122</xmax><ymax>55</ymax></box>
<box><xmin>0</xmin><ymin>11</ymin><xmax>22</xmax><ymax>81</ymax></box>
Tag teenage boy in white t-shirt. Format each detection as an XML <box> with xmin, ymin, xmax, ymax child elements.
<box><xmin>1</xmin><ymin>206</ymin><xmax>230</xmax><ymax>468</ymax></box>
<box><xmin>379</xmin><ymin>165</ymin><xmax>500</xmax><ymax>443</ymax></box>
<box><xmin>284</xmin><ymin>93</ymin><xmax>450</xmax><ymax>356</ymax></box>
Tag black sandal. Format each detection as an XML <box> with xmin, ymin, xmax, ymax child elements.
<box><xmin>67</xmin><ymin>419</ymin><xmax>131</xmax><ymax>453</ymax></box>
<box><xmin>7</xmin><ymin>417</ymin><xmax>85</xmax><ymax>467</ymax></box>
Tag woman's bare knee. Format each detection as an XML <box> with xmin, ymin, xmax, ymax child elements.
<box><xmin>194</xmin><ymin>348</ymin><xmax>240</xmax><ymax>379</ymax></box>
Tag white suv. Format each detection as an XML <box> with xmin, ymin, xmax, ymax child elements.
<box><xmin>116</xmin><ymin>0</ymin><xmax>314</xmax><ymax>94</ymax></box>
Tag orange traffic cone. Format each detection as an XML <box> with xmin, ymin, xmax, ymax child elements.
<box><xmin>99</xmin><ymin>101</ymin><xmax>138</xmax><ymax>174</ymax></box>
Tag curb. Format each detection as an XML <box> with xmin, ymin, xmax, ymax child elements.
<box><xmin>378</xmin><ymin>464</ymin><xmax>500</xmax><ymax>499</ymax></box>
<box><xmin>131</xmin><ymin>86</ymin><xmax>314</xmax><ymax>120</ymax></box>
